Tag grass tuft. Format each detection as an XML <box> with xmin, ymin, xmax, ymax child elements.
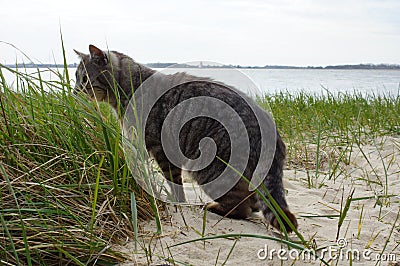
<box><xmin>0</xmin><ymin>63</ymin><xmax>157</xmax><ymax>265</ymax></box>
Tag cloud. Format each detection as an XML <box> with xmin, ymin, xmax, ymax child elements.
<box><xmin>1</xmin><ymin>0</ymin><xmax>399</xmax><ymax>65</ymax></box>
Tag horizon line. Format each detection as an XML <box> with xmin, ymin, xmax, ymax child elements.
<box><xmin>3</xmin><ymin>62</ymin><xmax>400</xmax><ymax>70</ymax></box>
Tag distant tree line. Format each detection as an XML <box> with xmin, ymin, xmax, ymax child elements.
<box><xmin>323</xmin><ymin>64</ymin><xmax>400</xmax><ymax>70</ymax></box>
<box><xmin>146</xmin><ymin>63</ymin><xmax>400</xmax><ymax>69</ymax></box>
<box><xmin>3</xmin><ymin>62</ymin><xmax>400</xmax><ymax>70</ymax></box>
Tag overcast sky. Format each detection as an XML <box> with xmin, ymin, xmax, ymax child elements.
<box><xmin>1</xmin><ymin>0</ymin><xmax>400</xmax><ymax>66</ymax></box>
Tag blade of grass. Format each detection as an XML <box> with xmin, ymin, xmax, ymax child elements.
<box><xmin>221</xmin><ymin>238</ymin><xmax>238</xmax><ymax>266</ymax></box>
<box><xmin>336</xmin><ymin>188</ymin><xmax>355</xmax><ymax>241</ymax></box>
<box><xmin>130</xmin><ymin>192</ymin><xmax>138</xmax><ymax>252</ymax></box>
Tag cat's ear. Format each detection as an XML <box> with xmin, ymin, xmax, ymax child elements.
<box><xmin>74</xmin><ymin>49</ymin><xmax>88</xmax><ymax>60</ymax></box>
<box><xmin>89</xmin><ymin>45</ymin><xmax>108</xmax><ymax>65</ymax></box>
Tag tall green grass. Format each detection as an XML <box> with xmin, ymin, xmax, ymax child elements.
<box><xmin>262</xmin><ymin>91</ymin><xmax>400</xmax><ymax>140</ymax></box>
<box><xmin>0</xmin><ymin>64</ymin><xmax>156</xmax><ymax>265</ymax></box>
<box><xmin>260</xmin><ymin>91</ymin><xmax>400</xmax><ymax>189</ymax></box>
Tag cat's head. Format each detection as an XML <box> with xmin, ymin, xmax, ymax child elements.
<box><xmin>74</xmin><ymin>45</ymin><xmax>118</xmax><ymax>106</ymax></box>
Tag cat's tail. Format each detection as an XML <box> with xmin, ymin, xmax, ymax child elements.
<box><xmin>258</xmin><ymin>132</ymin><xmax>298</xmax><ymax>233</ymax></box>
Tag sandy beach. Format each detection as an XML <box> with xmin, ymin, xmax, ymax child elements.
<box><xmin>116</xmin><ymin>136</ymin><xmax>400</xmax><ymax>265</ymax></box>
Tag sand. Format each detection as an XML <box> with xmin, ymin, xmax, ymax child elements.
<box><xmin>117</xmin><ymin>136</ymin><xmax>400</xmax><ymax>265</ymax></box>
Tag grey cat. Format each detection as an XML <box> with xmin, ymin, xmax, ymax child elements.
<box><xmin>74</xmin><ymin>45</ymin><xmax>298</xmax><ymax>232</ymax></box>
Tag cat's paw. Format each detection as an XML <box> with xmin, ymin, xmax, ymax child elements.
<box><xmin>270</xmin><ymin>209</ymin><xmax>298</xmax><ymax>233</ymax></box>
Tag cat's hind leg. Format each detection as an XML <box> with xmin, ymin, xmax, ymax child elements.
<box><xmin>259</xmin><ymin>134</ymin><xmax>298</xmax><ymax>233</ymax></box>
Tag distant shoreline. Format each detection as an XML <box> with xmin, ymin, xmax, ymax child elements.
<box><xmin>3</xmin><ymin>62</ymin><xmax>400</xmax><ymax>70</ymax></box>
